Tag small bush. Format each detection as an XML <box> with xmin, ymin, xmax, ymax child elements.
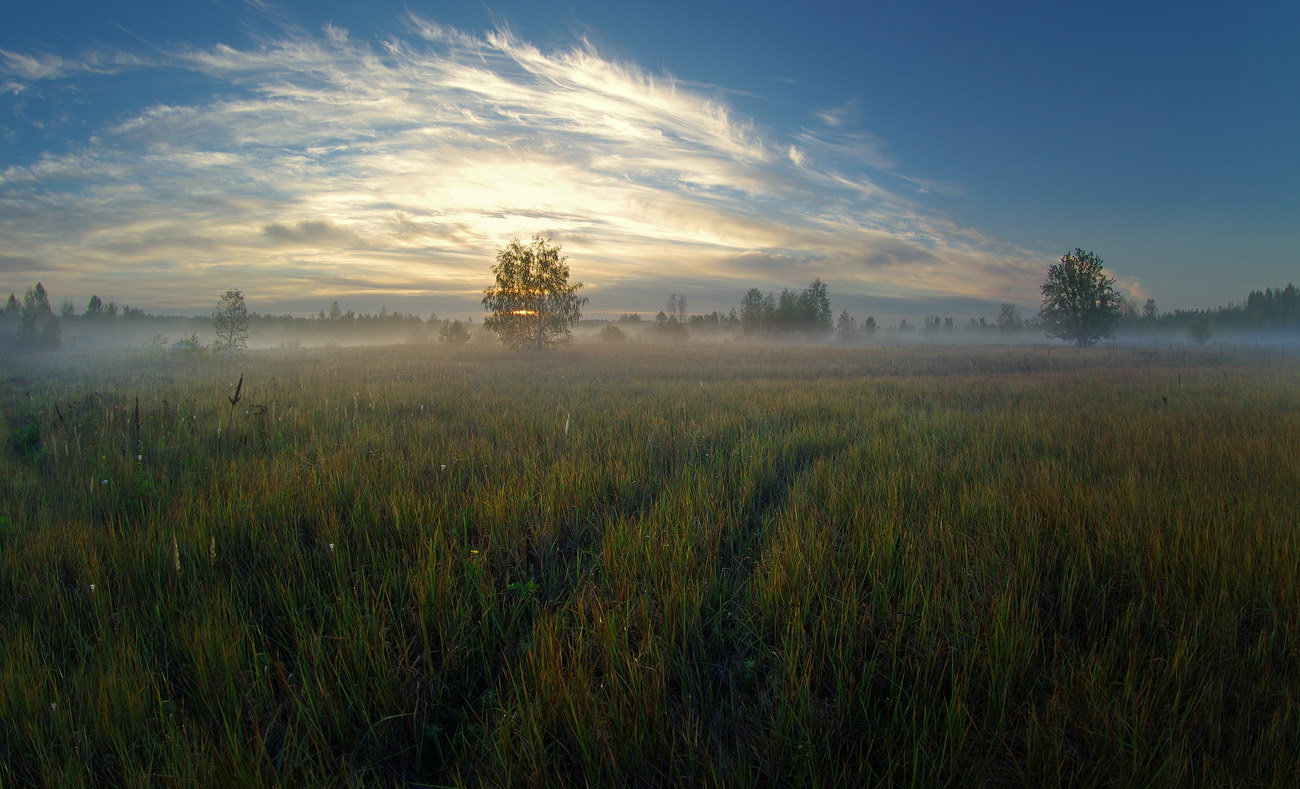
<box><xmin>439</xmin><ymin>319</ymin><xmax>471</xmax><ymax>344</ymax></box>
<box><xmin>7</xmin><ymin>421</ymin><xmax>40</xmax><ymax>461</ymax></box>
<box><xmin>1188</xmin><ymin>315</ymin><xmax>1214</xmax><ymax>345</ymax></box>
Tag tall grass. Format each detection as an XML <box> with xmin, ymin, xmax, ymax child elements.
<box><xmin>1</xmin><ymin>343</ymin><xmax>1296</xmax><ymax>786</ymax></box>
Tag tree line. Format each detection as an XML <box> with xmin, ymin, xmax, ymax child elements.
<box><xmin>600</xmin><ymin>282</ymin><xmax>839</xmax><ymax>344</ymax></box>
<box><xmin>5</xmin><ymin>244</ymin><xmax>1295</xmax><ymax>353</ymax></box>
<box><xmin>0</xmin><ymin>285</ymin><xmax>482</xmax><ymax>352</ymax></box>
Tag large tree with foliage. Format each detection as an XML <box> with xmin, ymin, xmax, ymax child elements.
<box><xmin>1039</xmin><ymin>249</ymin><xmax>1124</xmax><ymax>346</ymax></box>
<box><xmin>739</xmin><ymin>288</ymin><xmax>770</xmax><ymax>337</ymax></box>
<box><xmin>799</xmin><ymin>278</ymin><xmax>833</xmax><ymax>336</ymax></box>
<box><xmin>212</xmin><ymin>288</ymin><xmax>250</xmax><ymax>351</ymax></box>
<box><xmin>996</xmin><ymin>303</ymin><xmax>1023</xmax><ymax>334</ymax></box>
<box><xmin>482</xmin><ymin>236</ymin><xmax>586</xmax><ymax>350</ymax></box>
<box><xmin>18</xmin><ymin>282</ymin><xmax>61</xmax><ymax>350</ymax></box>
<box><xmin>0</xmin><ymin>293</ymin><xmax>19</xmax><ymax>346</ymax></box>
<box><xmin>835</xmin><ymin>310</ymin><xmax>857</xmax><ymax>343</ymax></box>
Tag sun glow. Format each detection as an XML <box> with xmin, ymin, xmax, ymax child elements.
<box><xmin>510</xmin><ymin>309</ymin><xmax>538</xmax><ymax>315</ymax></box>
<box><xmin>0</xmin><ymin>14</ymin><xmax>1063</xmax><ymax>311</ymax></box>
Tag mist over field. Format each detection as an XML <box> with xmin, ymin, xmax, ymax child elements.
<box><xmin>2</xmin><ymin>339</ymin><xmax>1299</xmax><ymax>786</ymax></box>
<box><xmin>9</xmin><ymin>300</ymin><xmax>1300</xmax><ymax>353</ymax></box>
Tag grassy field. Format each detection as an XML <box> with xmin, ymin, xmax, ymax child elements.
<box><xmin>1</xmin><ymin>342</ymin><xmax>1297</xmax><ymax>787</ymax></box>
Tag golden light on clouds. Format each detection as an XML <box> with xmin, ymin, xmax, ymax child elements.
<box><xmin>0</xmin><ymin>15</ymin><xmax>1087</xmax><ymax>315</ymax></box>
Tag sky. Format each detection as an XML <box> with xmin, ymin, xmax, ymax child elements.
<box><xmin>2</xmin><ymin>0</ymin><xmax>1296</xmax><ymax>322</ymax></box>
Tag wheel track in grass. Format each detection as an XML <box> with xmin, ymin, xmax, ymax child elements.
<box><xmin>458</xmin><ymin>409</ymin><xmax>854</xmax><ymax>785</ymax></box>
<box><xmin>419</xmin><ymin>413</ymin><xmax>762</xmax><ymax>785</ymax></box>
<box><xmin>629</xmin><ymin>418</ymin><xmax>852</xmax><ymax>780</ymax></box>
<box><xmin>712</xmin><ymin>429</ymin><xmax>851</xmax><ymax>750</ymax></box>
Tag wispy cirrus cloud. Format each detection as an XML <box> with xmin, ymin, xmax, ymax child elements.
<box><xmin>0</xmin><ymin>47</ymin><xmax>150</xmax><ymax>81</ymax></box>
<box><xmin>0</xmin><ymin>14</ymin><xmax>1081</xmax><ymax>315</ymax></box>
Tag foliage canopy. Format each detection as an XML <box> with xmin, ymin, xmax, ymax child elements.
<box><xmin>1039</xmin><ymin>249</ymin><xmax>1124</xmax><ymax>346</ymax></box>
<box><xmin>1188</xmin><ymin>315</ymin><xmax>1214</xmax><ymax>345</ymax></box>
<box><xmin>212</xmin><ymin>289</ymin><xmax>250</xmax><ymax>351</ymax></box>
<box><xmin>482</xmin><ymin>236</ymin><xmax>587</xmax><ymax>350</ymax></box>
<box><xmin>438</xmin><ymin>319</ymin><xmax>471</xmax><ymax>345</ymax></box>
<box><xmin>17</xmin><ymin>282</ymin><xmax>61</xmax><ymax>351</ymax></box>
<box><xmin>737</xmin><ymin>280</ymin><xmax>833</xmax><ymax>338</ymax></box>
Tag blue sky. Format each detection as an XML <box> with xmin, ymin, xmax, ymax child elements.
<box><xmin>2</xmin><ymin>0</ymin><xmax>1296</xmax><ymax>321</ymax></box>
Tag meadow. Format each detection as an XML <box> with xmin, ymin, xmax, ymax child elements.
<box><xmin>1</xmin><ymin>342</ymin><xmax>1297</xmax><ymax>787</ymax></box>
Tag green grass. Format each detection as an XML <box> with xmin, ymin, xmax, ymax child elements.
<box><xmin>1</xmin><ymin>343</ymin><xmax>1297</xmax><ymax>786</ymax></box>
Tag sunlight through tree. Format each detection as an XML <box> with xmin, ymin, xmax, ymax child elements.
<box><xmin>482</xmin><ymin>236</ymin><xmax>587</xmax><ymax>351</ymax></box>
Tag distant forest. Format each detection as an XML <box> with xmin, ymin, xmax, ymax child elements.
<box><xmin>1</xmin><ymin>281</ymin><xmax>1297</xmax><ymax>352</ymax></box>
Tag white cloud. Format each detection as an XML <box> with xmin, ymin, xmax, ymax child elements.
<box><xmin>0</xmin><ymin>48</ymin><xmax>150</xmax><ymax>81</ymax></box>
<box><xmin>0</xmin><ymin>16</ymin><xmax>1075</xmax><ymax>314</ymax></box>
<box><xmin>0</xmin><ymin>50</ymin><xmax>70</xmax><ymax>80</ymax></box>
<box><xmin>814</xmin><ymin>99</ymin><xmax>857</xmax><ymax>128</ymax></box>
